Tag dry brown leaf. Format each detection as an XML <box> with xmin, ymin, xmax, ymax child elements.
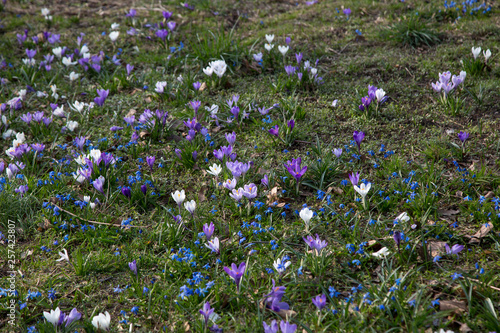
<box><xmin>417</xmin><ymin>240</ymin><xmax>448</xmax><ymax>258</ymax></box>
<box><xmin>126</xmin><ymin>109</ymin><xmax>136</xmax><ymax>117</ymax></box>
<box><xmin>438</xmin><ymin>209</ymin><xmax>460</xmax><ymax>216</ymax></box>
<box><xmin>440</xmin><ymin>300</ymin><xmax>467</xmax><ymax>314</ymax></box>
<box><xmin>199</xmin><ymin>82</ymin><xmax>207</xmax><ymax>91</ymax></box>
<box><xmin>266</xmin><ymin>187</ymin><xmax>279</xmax><ymax>205</ymax></box>
<box><xmin>144</xmin><ymin>96</ymin><xmax>152</xmax><ymax>103</ymax></box>
<box><xmin>139</xmin><ymin>131</ymin><xmax>149</xmax><ymax>138</ymax></box>
<box><xmin>468</xmin><ymin>223</ymin><xmax>494</xmax><ymax>244</ymax></box>
<box><xmin>484</xmin><ymin>191</ymin><xmax>494</xmax><ymax>198</ymax></box>
<box><xmin>460</xmin><ymin>322</ymin><xmax>473</xmax><ymax>332</ymax></box>
<box><xmin>183</xmin><ymin>322</ymin><xmax>190</xmax><ymax>332</ymax></box>
<box><xmin>327</xmin><ymin>186</ymin><xmax>344</xmax><ymax>195</ymax></box>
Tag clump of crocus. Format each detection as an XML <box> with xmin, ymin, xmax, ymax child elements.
<box><xmin>128</xmin><ymin>260</ymin><xmax>137</xmax><ymax>275</ymax></box>
<box><xmin>43</xmin><ymin>307</ymin><xmax>82</xmax><ymax>329</ymax></box>
<box><xmin>431</xmin><ymin>70</ymin><xmax>466</xmax><ymax>101</ymax></box>
<box><xmin>285</xmin><ymin>157</ymin><xmax>307</xmax><ymax>194</ymax></box>
<box><xmin>304</xmin><ymin>234</ymin><xmax>327</xmax><ymax>255</ymax></box>
<box><xmin>263</xmin><ymin>279</ymin><xmax>289</xmax><ymax>313</ymax></box>
<box><xmin>92</xmin><ymin>311</ymin><xmax>111</xmax><ymax>331</ymax></box>
<box><xmin>223</xmin><ymin>262</ymin><xmax>246</xmax><ymax>292</ymax></box>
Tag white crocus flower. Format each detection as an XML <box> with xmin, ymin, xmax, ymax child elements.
<box><xmin>299</xmin><ymin>207</ymin><xmax>314</xmax><ymax>231</ymax></box>
<box><xmin>172</xmin><ymin>190</ymin><xmax>186</xmax><ymax>207</ymax></box>
<box><xmin>69</xmin><ymin>72</ymin><xmax>80</xmax><ymax>81</ymax></box>
<box><xmin>41</xmin><ymin>8</ymin><xmax>50</xmax><ymax>16</ymax></box>
<box><xmin>354</xmin><ymin>182</ymin><xmax>371</xmax><ymax>209</ymax></box>
<box><xmin>207</xmin><ymin>164</ymin><xmax>222</xmax><ymax>177</ymax></box>
<box><xmin>273</xmin><ymin>257</ymin><xmax>291</xmax><ymax>274</ymax></box>
<box><xmin>52</xmin><ymin>47</ymin><xmax>63</xmax><ymax>59</ymax></box>
<box><xmin>43</xmin><ymin>307</ymin><xmax>62</xmax><ymax>327</ymax></box>
<box><xmin>278</xmin><ymin>45</ymin><xmax>289</xmax><ymax>55</ymax></box>
<box><xmin>265</xmin><ymin>34</ymin><xmax>275</xmax><ymax>43</ymax></box>
<box><xmin>88</xmin><ymin>149</ymin><xmax>101</xmax><ymax>163</ymax></box>
<box><xmin>109</xmin><ymin>31</ymin><xmax>119</xmax><ymax>42</ymax></box>
<box><xmin>66</xmin><ymin>120</ymin><xmax>79</xmax><ymax>132</ymax></box>
<box><xmin>471</xmin><ymin>46</ymin><xmax>481</xmax><ymax>59</ymax></box>
<box><xmin>205</xmin><ymin>237</ymin><xmax>220</xmax><ymax>253</ymax></box>
<box><xmin>111</xmin><ymin>23</ymin><xmax>120</xmax><ymax>30</ymax></box>
<box><xmin>72</xmin><ymin>101</ymin><xmax>85</xmax><ymax>113</ymax></box>
<box><xmin>53</xmin><ymin>105</ymin><xmax>66</xmax><ymax>118</ymax></box>
<box><xmin>56</xmin><ymin>249</ymin><xmax>70</xmax><ymax>262</ymax></box>
<box><xmin>209</xmin><ymin>60</ymin><xmax>227</xmax><ymax>78</ymax></box>
<box><xmin>264</xmin><ymin>43</ymin><xmax>274</xmax><ymax>51</ymax></box>
<box><xmin>80</xmin><ymin>45</ymin><xmax>89</xmax><ymax>54</ymax></box>
<box><xmin>395</xmin><ymin>212</ymin><xmax>410</xmax><ymax>223</ymax></box>
<box><xmin>92</xmin><ymin>311</ymin><xmax>111</xmax><ymax>331</ymax></box>
<box><xmin>184</xmin><ymin>200</ymin><xmax>196</xmax><ymax>215</ymax></box>
<box><xmin>203</xmin><ymin>66</ymin><xmax>214</xmax><ymax>76</ymax></box>
<box><xmin>483</xmin><ymin>49</ymin><xmax>491</xmax><ymax>62</ymax></box>
<box><xmin>62</xmin><ymin>57</ymin><xmax>77</xmax><ymax>66</ymax></box>
<box><xmin>375</xmin><ymin>88</ymin><xmax>386</xmax><ymax>102</ymax></box>
<box><xmin>155</xmin><ymin>81</ymin><xmax>167</xmax><ymax>94</ymax></box>
<box><xmin>372</xmin><ymin>247</ymin><xmax>390</xmax><ymax>259</ymax></box>
<box><xmin>84</xmin><ymin>196</ymin><xmax>91</xmax><ymax>203</ymax></box>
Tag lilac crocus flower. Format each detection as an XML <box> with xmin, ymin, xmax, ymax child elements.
<box><xmin>223</xmin><ymin>262</ymin><xmax>246</xmax><ymax>291</ymax></box>
<box><xmin>285</xmin><ymin>36</ymin><xmax>291</xmax><ymax>45</ymax></box>
<box><xmin>128</xmin><ymin>260</ymin><xmax>137</xmax><ymax>275</ymax></box>
<box><xmin>263</xmin><ymin>320</ymin><xmax>278</xmax><ymax>333</ymax></box>
<box><xmin>92</xmin><ymin>176</ymin><xmax>105</xmax><ymax>194</ymax></box>
<box><xmin>126</xmin><ymin>9</ymin><xmax>137</xmax><ymax>17</ymax></box>
<box><xmin>64</xmin><ymin>308</ymin><xmax>82</xmax><ymax>327</ymax></box>
<box><xmin>31</xmin><ymin>143</ymin><xmax>45</xmax><ymax>153</ymax></box>
<box><xmin>110</xmin><ymin>126</ymin><xmax>123</xmax><ymax>131</ymax></box>
<box><xmin>280</xmin><ymin>321</ymin><xmax>297</xmax><ymax>333</ymax></box>
<box><xmin>333</xmin><ymin>148</ymin><xmax>342</xmax><ymax>158</ymax></box>
<box><xmin>146</xmin><ymin>156</ymin><xmax>155</xmax><ymax>171</ymax></box>
<box><xmin>74</xmin><ymin>136</ymin><xmax>86</xmax><ymax>150</ymax></box>
<box><xmin>348</xmin><ymin>171</ymin><xmax>360</xmax><ymax>186</ymax></box>
<box><xmin>203</xmin><ymin>222</ymin><xmax>215</xmax><ymax>240</ymax></box>
<box><xmin>284</xmin><ymin>65</ymin><xmax>296</xmax><ymax>76</ymax></box>
<box><xmin>230</xmin><ymin>106</ymin><xmax>240</xmax><ymax>120</ymax></box>
<box><xmin>225</xmin><ymin>132</ymin><xmax>236</xmax><ymax>145</ymax></box>
<box><xmin>199</xmin><ymin>302</ymin><xmax>214</xmax><ymax>327</ymax></box>
<box><xmin>353</xmin><ymin>130</ymin><xmax>365</xmax><ymax>152</ymax></box>
<box><xmin>261</xmin><ymin>174</ymin><xmax>269</xmax><ymax>187</ymax></box>
<box><xmin>445</xmin><ymin>244</ymin><xmax>464</xmax><ymax>258</ymax></box>
<box><xmin>343</xmin><ymin>8</ymin><xmax>352</xmax><ymax>17</ymax></box>
<box><xmin>94</xmin><ymin>89</ymin><xmax>109</xmax><ymax>107</ymax></box>
<box><xmin>20</xmin><ymin>113</ymin><xmax>32</xmax><ymax>124</ymax></box>
<box><xmin>253</xmin><ymin>53</ymin><xmax>263</xmax><ymax>62</ymax></box>
<box><xmin>26</xmin><ymin>49</ymin><xmax>36</xmax><ymax>59</ymax></box>
<box><xmin>162</xmin><ymin>11</ymin><xmax>173</xmax><ymax>20</ymax></box>
<box><xmin>268</xmin><ymin>125</ymin><xmax>279</xmax><ymax>137</ymax></box>
<box><xmin>213</xmin><ymin>149</ymin><xmax>224</xmax><ymax>161</ymax></box>
<box><xmin>312</xmin><ymin>294</ymin><xmax>327</xmax><ymax>310</ymax></box>
<box><xmin>126</xmin><ymin>64</ymin><xmax>134</xmax><ymax>75</ymax></box>
<box><xmin>121</xmin><ymin>186</ymin><xmax>131</xmax><ymax>199</ymax></box>
<box><xmin>167</xmin><ymin>21</ymin><xmax>176</xmax><ymax>31</ymax></box>
<box><xmin>284</xmin><ymin>157</ymin><xmax>307</xmax><ymax>181</ymax></box>
<box><xmin>458</xmin><ymin>131</ymin><xmax>469</xmax><ymax>143</ymax></box>
<box><xmin>295</xmin><ymin>53</ymin><xmax>303</xmax><ymax>64</ymax></box>
<box><xmin>242</xmin><ymin>183</ymin><xmax>257</xmax><ymax>199</ymax></box>
<box><xmin>303</xmin><ymin>234</ymin><xmax>328</xmax><ymax>255</ymax></box>
<box><xmin>15</xmin><ymin>185</ymin><xmax>29</xmax><ymax>197</ymax></box>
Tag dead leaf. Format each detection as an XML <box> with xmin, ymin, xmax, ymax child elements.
<box><xmin>139</xmin><ymin>131</ymin><xmax>149</xmax><ymax>138</ymax></box>
<box><xmin>417</xmin><ymin>240</ymin><xmax>448</xmax><ymax>259</ymax></box>
<box><xmin>440</xmin><ymin>300</ymin><xmax>467</xmax><ymax>314</ymax></box>
<box><xmin>198</xmin><ymin>186</ymin><xmax>208</xmax><ymax>202</ymax></box>
<box><xmin>266</xmin><ymin>187</ymin><xmax>279</xmax><ymax>205</ymax></box>
<box><xmin>484</xmin><ymin>191</ymin><xmax>494</xmax><ymax>198</ymax></box>
<box><xmin>456</xmin><ymin>191</ymin><xmax>463</xmax><ymax>198</ymax></box>
<box><xmin>183</xmin><ymin>322</ymin><xmax>190</xmax><ymax>331</ymax></box>
<box><xmin>199</xmin><ymin>82</ymin><xmax>207</xmax><ymax>91</ymax></box>
<box><xmin>468</xmin><ymin>223</ymin><xmax>494</xmax><ymax>244</ymax></box>
<box><xmin>144</xmin><ymin>96</ymin><xmax>152</xmax><ymax>103</ymax></box>
<box><xmin>126</xmin><ymin>109</ymin><xmax>136</xmax><ymax>117</ymax></box>
<box><xmin>460</xmin><ymin>322</ymin><xmax>473</xmax><ymax>332</ymax></box>
<box><xmin>327</xmin><ymin>186</ymin><xmax>344</xmax><ymax>195</ymax></box>
<box><xmin>438</xmin><ymin>209</ymin><xmax>460</xmax><ymax>216</ymax></box>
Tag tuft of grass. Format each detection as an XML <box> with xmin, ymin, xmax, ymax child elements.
<box><xmin>380</xmin><ymin>15</ymin><xmax>440</xmax><ymax>48</ymax></box>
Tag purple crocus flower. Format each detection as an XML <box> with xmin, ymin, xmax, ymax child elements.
<box><xmin>146</xmin><ymin>156</ymin><xmax>155</xmax><ymax>171</ymax></box>
<box><xmin>94</xmin><ymin>89</ymin><xmax>109</xmax><ymax>107</ymax></box>
<box><xmin>190</xmin><ymin>100</ymin><xmax>201</xmax><ymax>113</ymax></box>
<box><xmin>131</xmin><ymin>131</ymin><xmax>139</xmax><ymax>142</ymax></box>
<box><xmin>287</xmin><ymin>119</ymin><xmax>295</xmax><ymax>130</ymax></box>
<box><xmin>126</xmin><ymin>64</ymin><xmax>134</xmax><ymax>75</ymax></box>
<box><xmin>263</xmin><ymin>320</ymin><xmax>279</xmax><ymax>333</ymax></box>
<box><xmin>445</xmin><ymin>244</ymin><xmax>464</xmax><ymax>258</ymax></box>
<box><xmin>242</xmin><ymin>183</ymin><xmax>257</xmax><ymax>199</ymax></box>
<box><xmin>0</xmin><ymin>162</ymin><xmax>4</xmax><ymax>174</ymax></box>
<box><xmin>297</xmin><ymin>72</ymin><xmax>303</xmax><ymax>81</ymax></box>
<box><xmin>312</xmin><ymin>294</ymin><xmax>327</xmax><ymax>310</ymax></box>
<box><xmin>284</xmin><ymin>65</ymin><xmax>296</xmax><ymax>76</ymax></box>
<box><xmin>280</xmin><ymin>321</ymin><xmax>297</xmax><ymax>333</ymax></box>
<box><xmin>31</xmin><ymin>143</ymin><xmax>45</xmax><ymax>153</ymax></box>
<box><xmin>20</xmin><ymin>113</ymin><xmax>32</xmax><ymax>124</ymax></box>
<box><xmin>458</xmin><ymin>131</ymin><xmax>469</xmax><ymax>143</ymax></box>
<box><xmin>173</xmin><ymin>148</ymin><xmax>181</xmax><ymax>159</ymax></box>
<box><xmin>193</xmin><ymin>81</ymin><xmax>201</xmax><ymax>90</ymax></box>
<box><xmin>353</xmin><ymin>130</ymin><xmax>365</xmax><ymax>152</ymax></box>
<box><xmin>140</xmin><ymin>184</ymin><xmax>147</xmax><ymax>195</ymax></box>
<box><xmin>124</xmin><ymin>115</ymin><xmax>135</xmax><ymax>126</ymax></box>
<box><xmin>285</xmin><ymin>36</ymin><xmax>291</xmax><ymax>45</ymax></box>
<box><xmin>223</xmin><ymin>262</ymin><xmax>246</xmax><ymax>291</ymax></box>
<box><xmin>74</xmin><ymin>136</ymin><xmax>86</xmax><ymax>151</ymax></box>
<box><xmin>162</xmin><ymin>11</ymin><xmax>173</xmax><ymax>20</ymax></box>
<box><xmin>284</xmin><ymin>157</ymin><xmax>307</xmax><ymax>181</ymax></box>
<box><xmin>268</xmin><ymin>125</ymin><xmax>279</xmax><ymax>137</ymax></box>
<box><xmin>92</xmin><ymin>176</ymin><xmax>105</xmax><ymax>194</ymax></box>
<box><xmin>128</xmin><ymin>260</ymin><xmax>137</xmax><ymax>275</ymax></box>
<box><xmin>203</xmin><ymin>222</ymin><xmax>215</xmax><ymax>240</ymax></box>
<box><xmin>303</xmin><ymin>234</ymin><xmax>328</xmax><ymax>255</ymax></box>
<box><xmin>126</xmin><ymin>9</ymin><xmax>137</xmax><ymax>17</ymax></box>
<box><xmin>42</xmin><ymin>117</ymin><xmax>53</xmax><ymax>127</ymax></box>
<box><xmin>261</xmin><ymin>174</ymin><xmax>269</xmax><ymax>187</ymax></box>
<box><xmin>230</xmin><ymin>106</ymin><xmax>240</xmax><ymax>120</ymax></box>
<box><xmin>199</xmin><ymin>302</ymin><xmax>214</xmax><ymax>327</ymax></box>
<box><xmin>110</xmin><ymin>126</ymin><xmax>124</xmax><ymax>131</ymax></box>
<box><xmin>343</xmin><ymin>8</ymin><xmax>352</xmax><ymax>17</ymax></box>
<box><xmin>333</xmin><ymin>148</ymin><xmax>342</xmax><ymax>158</ymax></box>
<box><xmin>192</xmin><ymin>151</ymin><xmax>198</xmax><ymax>161</ymax></box>
<box><xmin>213</xmin><ymin>149</ymin><xmax>224</xmax><ymax>161</ymax></box>
<box><xmin>225</xmin><ymin>132</ymin><xmax>236</xmax><ymax>145</ymax></box>
<box><xmin>64</xmin><ymin>308</ymin><xmax>82</xmax><ymax>327</ymax></box>
<box><xmin>167</xmin><ymin>21</ymin><xmax>176</xmax><ymax>31</ymax></box>
<box><xmin>15</xmin><ymin>185</ymin><xmax>29</xmax><ymax>197</ymax></box>
<box><xmin>26</xmin><ymin>49</ymin><xmax>36</xmax><ymax>59</ymax></box>
<box><xmin>393</xmin><ymin>230</ymin><xmax>402</xmax><ymax>250</ymax></box>
<box><xmin>348</xmin><ymin>171</ymin><xmax>360</xmax><ymax>186</ymax></box>
<box><xmin>295</xmin><ymin>53</ymin><xmax>303</xmax><ymax>64</ymax></box>
<box><xmin>264</xmin><ymin>279</ymin><xmax>289</xmax><ymax>312</ymax></box>
<box><xmin>121</xmin><ymin>186</ymin><xmax>131</xmax><ymax>199</ymax></box>
<box><xmin>156</xmin><ymin>29</ymin><xmax>169</xmax><ymax>41</ymax></box>
<box><xmin>33</xmin><ymin>111</ymin><xmax>44</xmax><ymax>123</ymax></box>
